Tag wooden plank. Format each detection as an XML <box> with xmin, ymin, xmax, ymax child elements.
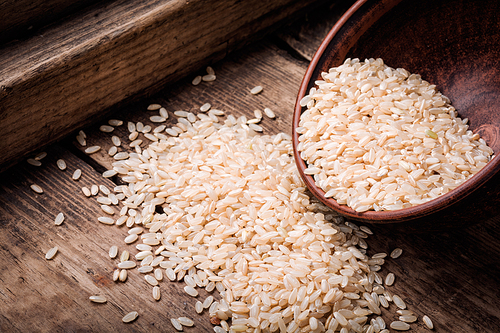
<box><xmin>0</xmin><ymin>0</ymin><xmax>327</xmax><ymax>172</ymax></box>
<box><xmin>72</xmin><ymin>41</ymin><xmax>308</xmax><ymax>171</ymax></box>
<box><xmin>0</xmin><ymin>0</ymin><xmax>102</xmax><ymax>44</ymax></box>
<box><xmin>276</xmin><ymin>0</ymin><xmax>358</xmax><ymax>61</ymax></box>
<box><xmin>0</xmin><ymin>145</ymin><xmax>214</xmax><ymax>332</ymax></box>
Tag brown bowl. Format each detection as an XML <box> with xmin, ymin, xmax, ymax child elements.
<box><xmin>292</xmin><ymin>0</ymin><xmax>500</xmax><ymax>229</ymax></box>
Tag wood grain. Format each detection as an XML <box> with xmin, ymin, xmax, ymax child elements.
<box><xmin>0</xmin><ymin>0</ymin><xmax>326</xmax><ymax>172</ymax></box>
<box><xmin>277</xmin><ymin>0</ymin><xmax>357</xmax><ymax>61</ymax></box>
<box><xmin>0</xmin><ymin>0</ymin><xmax>102</xmax><ymax>43</ymax></box>
<box><xmin>1</xmin><ymin>1</ymin><xmax>500</xmax><ymax>332</ymax></box>
<box><xmin>0</xmin><ymin>146</ymin><xmax>213</xmax><ymax>332</ymax></box>
<box><xmin>72</xmin><ymin>41</ymin><xmax>308</xmax><ymax>171</ymax></box>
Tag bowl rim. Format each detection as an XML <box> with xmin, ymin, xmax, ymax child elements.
<box><xmin>291</xmin><ymin>0</ymin><xmax>500</xmax><ymax>223</ymax></box>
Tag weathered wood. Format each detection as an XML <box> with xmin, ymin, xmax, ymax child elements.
<box><xmin>276</xmin><ymin>0</ymin><xmax>357</xmax><ymax>61</ymax></box>
<box><xmin>0</xmin><ymin>0</ymin><xmax>327</xmax><ymax>172</ymax></box>
<box><xmin>0</xmin><ymin>145</ymin><xmax>213</xmax><ymax>332</ymax></box>
<box><xmin>72</xmin><ymin>41</ymin><xmax>307</xmax><ymax>171</ymax></box>
<box><xmin>1</xmin><ymin>1</ymin><xmax>500</xmax><ymax>332</ymax></box>
<box><xmin>0</xmin><ymin>0</ymin><xmax>102</xmax><ymax>43</ymax></box>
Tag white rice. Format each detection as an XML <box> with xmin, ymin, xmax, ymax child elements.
<box><xmin>72</xmin><ymin>169</ymin><xmax>82</xmax><ymax>180</ymax></box>
<box><xmin>153</xmin><ymin>286</ymin><xmax>161</xmax><ymax>300</ymax></box>
<box><xmin>89</xmin><ymin>295</ymin><xmax>107</xmax><ymax>303</ymax></box>
<box><xmin>45</xmin><ymin>246</ymin><xmax>58</xmax><ymax>260</ymax></box>
<box><xmin>122</xmin><ymin>311</ymin><xmax>138</xmax><ymax>323</ymax></box>
<box><xmin>297</xmin><ymin>58</ymin><xmax>494</xmax><ymax>211</ymax></box>
<box><xmin>54</xmin><ymin>212</ymin><xmax>64</xmax><ymax>226</ymax></box>
<box><xmin>85</xmin><ymin>146</ymin><xmax>101</xmax><ymax>154</ymax></box>
<box><xmin>147</xmin><ymin>104</ymin><xmax>162</xmax><ymax>111</ymax></box>
<box><xmin>109</xmin><ymin>245</ymin><xmax>118</xmax><ymax>258</ymax></box>
<box><xmin>200</xmin><ymin>103</ymin><xmax>211</xmax><ymax>112</ymax></box>
<box><xmin>108</xmin><ymin>119</ymin><xmax>123</xmax><ymax>126</ymax></box>
<box><xmin>104</xmin><ymin>114</ymin><xmax>412</xmax><ymax>332</ymax></box>
<box><xmin>192</xmin><ymin>76</ymin><xmax>202</xmax><ymax>86</ymax></box>
<box><xmin>27</xmin><ymin>158</ymin><xmax>42</xmax><ymax>166</ymax></box>
<box><xmin>423</xmin><ymin>315</ymin><xmax>434</xmax><ymax>329</ymax></box>
<box><xmin>250</xmin><ymin>86</ymin><xmax>263</xmax><ymax>95</ymax></box>
<box><xmin>170</xmin><ymin>318</ymin><xmax>183</xmax><ymax>331</ymax></box>
<box><xmin>100</xmin><ymin>125</ymin><xmax>114</xmax><ymax>133</ymax></box>
<box><xmin>30</xmin><ymin>184</ymin><xmax>43</xmax><ymax>194</ymax></box>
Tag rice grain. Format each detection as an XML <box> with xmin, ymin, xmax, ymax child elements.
<box><xmin>72</xmin><ymin>169</ymin><xmax>82</xmax><ymax>180</ymax></box>
<box><xmin>178</xmin><ymin>317</ymin><xmax>194</xmax><ymax>327</ymax></box>
<box><xmin>54</xmin><ymin>212</ymin><xmax>64</xmax><ymax>226</ymax></box>
<box><xmin>423</xmin><ymin>315</ymin><xmax>434</xmax><ymax>329</ymax></box>
<box><xmin>202</xmin><ymin>74</ymin><xmax>216</xmax><ymax>82</ymax></box>
<box><xmin>153</xmin><ymin>286</ymin><xmax>161</xmax><ymax>300</ymax></box>
<box><xmin>200</xmin><ymin>103</ymin><xmax>211</xmax><ymax>112</ymax></box>
<box><xmin>250</xmin><ymin>86</ymin><xmax>263</xmax><ymax>95</ymax></box>
<box><xmin>391</xmin><ymin>248</ymin><xmax>403</xmax><ymax>259</ymax></box>
<box><xmin>100</xmin><ymin>125</ymin><xmax>114</xmax><ymax>133</ymax></box>
<box><xmin>82</xmin><ymin>187</ymin><xmax>91</xmax><ymax>197</ymax></box>
<box><xmin>27</xmin><ymin>158</ymin><xmax>42</xmax><ymax>166</ymax></box>
<box><xmin>89</xmin><ymin>295</ymin><xmax>107</xmax><ymax>303</ymax></box>
<box><xmin>390</xmin><ymin>321</ymin><xmax>410</xmax><ymax>330</ymax></box>
<box><xmin>85</xmin><ymin>146</ymin><xmax>101</xmax><ymax>154</ymax></box>
<box><xmin>118</xmin><ymin>261</ymin><xmax>136</xmax><ymax>269</ymax></box>
<box><xmin>192</xmin><ymin>76</ymin><xmax>202</xmax><ymax>85</ymax></box>
<box><xmin>109</xmin><ymin>245</ymin><xmax>118</xmax><ymax>258</ymax></box>
<box><xmin>263</xmin><ymin>107</ymin><xmax>275</xmax><ymax>118</ymax></box>
<box><xmin>45</xmin><ymin>246</ymin><xmax>58</xmax><ymax>260</ymax></box>
<box><xmin>30</xmin><ymin>184</ymin><xmax>43</xmax><ymax>194</ymax></box>
<box><xmin>108</xmin><ymin>119</ymin><xmax>123</xmax><ymax>126</ymax></box>
<box><xmin>122</xmin><ymin>311</ymin><xmax>138</xmax><ymax>323</ymax></box>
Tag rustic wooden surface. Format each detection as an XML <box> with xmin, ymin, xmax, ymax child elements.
<box><xmin>0</xmin><ymin>0</ymin><xmax>103</xmax><ymax>43</ymax></box>
<box><xmin>0</xmin><ymin>0</ymin><xmax>326</xmax><ymax>172</ymax></box>
<box><xmin>1</xmin><ymin>1</ymin><xmax>500</xmax><ymax>332</ymax></box>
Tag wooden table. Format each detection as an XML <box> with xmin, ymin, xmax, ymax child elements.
<box><xmin>1</xmin><ymin>1</ymin><xmax>499</xmax><ymax>332</ymax></box>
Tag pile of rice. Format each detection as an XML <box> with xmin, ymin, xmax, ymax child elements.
<box><xmin>297</xmin><ymin>58</ymin><xmax>494</xmax><ymax>212</ymax></box>
<box><xmin>107</xmin><ymin>112</ymin><xmax>411</xmax><ymax>332</ymax></box>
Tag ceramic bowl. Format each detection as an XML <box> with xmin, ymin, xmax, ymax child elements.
<box><xmin>292</xmin><ymin>0</ymin><xmax>500</xmax><ymax>229</ymax></box>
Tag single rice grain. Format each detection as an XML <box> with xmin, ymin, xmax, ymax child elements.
<box><xmin>45</xmin><ymin>246</ymin><xmax>58</xmax><ymax>260</ymax></box>
<box><xmin>390</xmin><ymin>321</ymin><xmax>410</xmax><ymax>331</ymax></box>
<box><xmin>153</xmin><ymin>286</ymin><xmax>161</xmax><ymax>300</ymax></box>
<box><xmin>89</xmin><ymin>295</ymin><xmax>107</xmax><ymax>303</ymax></box>
<box><xmin>108</xmin><ymin>119</ymin><xmax>123</xmax><ymax>126</ymax></box>
<box><xmin>72</xmin><ymin>169</ymin><xmax>82</xmax><ymax>180</ymax></box>
<box><xmin>423</xmin><ymin>315</ymin><xmax>434</xmax><ymax>329</ymax></box>
<box><xmin>202</xmin><ymin>74</ymin><xmax>216</xmax><ymax>82</ymax></box>
<box><xmin>391</xmin><ymin>248</ymin><xmax>403</xmax><ymax>259</ymax></box>
<box><xmin>30</xmin><ymin>184</ymin><xmax>43</xmax><ymax>194</ymax></box>
<box><xmin>178</xmin><ymin>317</ymin><xmax>194</xmax><ymax>326</ymax></box>
<box><xmin>122</xmin><ymin>311</ymin><xmax>138</xmax><ymax>323</ymax></box>
<box><xmin>100</xmin><ymin>125</ymin><xmax>114</xmax><ymax>133</ymax></box>
<box><xmin>250</xmin><ymin>86</ymin><xmax>263</xmax><ymax>95</ymax></box>
<box><xmin>85</xmin><ymin>146</ymin><xmax>101</xmax><ymax>154</ymax></box>
<box><xmin>109</xmin><ymin>245</ymin><xmax>118</xmax><ymax>258</ymax></box>
<box><xmin>82</xmin><ymin>187</ymin><xmax>91</xmax><ymax>197</ymax></box>
<box><xmin>263</xmin><ymin>107</ymin><xmax>275</xmax><ymax>118</ymax></box>
<box><xmin>192</xmin><ymin>76</ymin><xmax>202</xmax><ymax>85</ymax></box>
<box><xmin>54</xmin><ymin>212</ymin><xmax>64</xmax><ymax>226</ymax></box>
<box><xmin>147</xmin><ymin>104</ymin><xmax>162</xmax><ymax>110</ymax></box>
<box><xmin>27</xmin><ymin>158</ymin><xmax>42</xmax><ymax>166</ymax></box>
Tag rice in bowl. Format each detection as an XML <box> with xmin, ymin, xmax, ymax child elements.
<box><xmin>296</xmin><ymin>58</ymin><xmax>494</xmax><ymax>212</ymax></box>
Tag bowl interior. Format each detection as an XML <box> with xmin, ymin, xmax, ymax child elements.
<box><xmin>293</xmin><ymin>0</ymin><xmax>500</xmax><ymax>223</ymax></box>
